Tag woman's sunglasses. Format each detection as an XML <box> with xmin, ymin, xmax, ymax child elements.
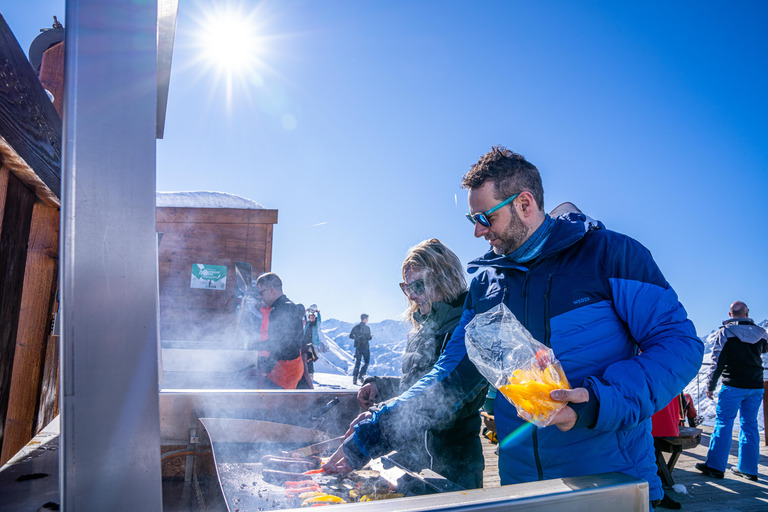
<box><xmin>466</xmin><ymin>192</ymin><xmax>519</xmax><ymax>227</ymax></box>
<box><xmin>399</xmin><ymin>279</ymin><xmax>426</xmax><ymax>296</ymax></box>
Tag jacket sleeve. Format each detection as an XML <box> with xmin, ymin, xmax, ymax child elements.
<box><xmin>706</xmin><ymin>328</ymin><xmax>728</xmax><ymax>392</ymax></box>
<box><xmin>587</xmin><ymin>235</ymin><xmax>704</xmax><ymax>432</ymax></box>
<box><xmin>369</xmin><ymin>376</ymin><xmax>402</xmax><ymax>402</ymax></box>
<box><xmin>343</xmin><ymin>307</ymin><xmax>488</xmax><ymax>469</ymax></box>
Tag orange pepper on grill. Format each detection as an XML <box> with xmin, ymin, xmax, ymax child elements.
<box><xmin>301</xmin><ymin>493</ymin><xmax>347</xmax><ymax>507</ymax></box>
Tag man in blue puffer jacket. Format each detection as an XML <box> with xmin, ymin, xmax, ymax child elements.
<box><xmin>325</xmin><ymin>146</ymin><xmax>703</xmax><ymax>505</ymax></box>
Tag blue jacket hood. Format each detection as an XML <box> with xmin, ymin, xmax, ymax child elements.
<box><xmin>467</xmin><ymin>212</ymin><xmax>604</xmax><ymax>273</ymax></box>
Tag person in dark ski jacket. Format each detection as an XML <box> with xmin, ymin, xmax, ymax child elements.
<box><xmin>352</xmin><ymin>238</ymin><xmax>486</xmax><ymax>489</ymax></box>
<box><xmin>696</xmin><ymin>301</ymin><xmax>768</xmax><ymax>481</ymax></box>
<box><xmin>325</xmin><ymin>147</ymin><xmax>703</xmax><ymax>505</ymax></box>
<box><xmin>350</xmin><ymin>314</ymin><xmax>373</xmax><ymax>384</ymax></box>
<box><xmin>254</xmin><ymin>273</ymin><xmax>305</xmax><ymax>389</ymax></box>
<box><xmin>302</xmin><ymin>304</ymin><xmax>322</xmax><ymax>383</ymax></box>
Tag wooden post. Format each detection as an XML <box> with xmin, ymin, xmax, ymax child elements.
<box><xmin>1</xmin><ymin>201</ymin><xmax>59</xmax><ymax>463</ymax></box>
<box><xmin>0</xmin><ymin>171</ymin><xmax>36</xmax><ymax>464</ymax></box>
<box><xmin>40</xmin><ymin>42</ymin><xmax>65</xmax><ymax>119</ymax></box>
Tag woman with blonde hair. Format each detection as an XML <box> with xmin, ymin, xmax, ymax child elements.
<box><xmin>353</xmin><ymin>238</ymin><xmax>486</xmax><ymax>489</ymax></box>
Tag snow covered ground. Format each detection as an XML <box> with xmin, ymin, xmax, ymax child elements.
<box><xmin>313</xmin><ymin>372</ymin><xmax>358</xmax><ymax>390</ymax></box>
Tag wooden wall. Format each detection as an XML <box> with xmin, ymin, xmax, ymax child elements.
<box><xmin>0</xmin><ymin>14</ymin><xmax>62</xmax><ymax>465</ymax></box>
<box><xmin>157</xmin><ymin>206</ymin><xmax>277</xmax><ymax>342</ymax></box>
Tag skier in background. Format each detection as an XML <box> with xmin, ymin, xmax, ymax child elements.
<box><xmin>350</xmin><ymin>314</ymin><xmax>372</xmax><ymax>385</ymax></box>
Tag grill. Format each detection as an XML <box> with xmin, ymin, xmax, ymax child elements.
<box><xmin>158</xmin><ymin>390</ymin><xmax>650</xmax><ymax>511</ymax></box>
<box><xmin>191</xmin><ymin>417</ymin><xmax>464</xmax><ymax>511</ymax></box>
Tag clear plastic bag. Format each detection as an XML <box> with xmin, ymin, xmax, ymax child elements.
<box><xmin>465</xmin><ymin>303</ymin><xmax>570</xmax><ymax>427</ymax></box>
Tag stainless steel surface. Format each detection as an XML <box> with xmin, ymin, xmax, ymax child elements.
<box><xmin>199</xmin><ymin>418</ymin><xmax>331</xmax><ymax>445</ymax></box>
<box><xmin>157</xmin><ymin>0</ymin><xmax>179</xmax><ymax>139</ymax></box>
<box><xmin>372</xmin><ymin>454</ymin><xmax>464</xmax><ymax>494</ymax></box>
<box><xmin>60</xmin><ymin>1</ymin><xmax>162</xmax><ymax>510</ymax></box>
<box><xmin>286</xmin><ymin>436</ymin><xmax>344</xmax><ymax>458</ymax></box>
<box><xmin>0</xmin><ymin>430</ymin><xmax>59</xmax><ymax>511</ymax></box>
<box><xmin>183</xmin><ymin>402</ymin><xmax>647</xmax><ymax>512</ymax></box>
<box><xmin>324</xmin><ymin>473</ymin><xmax>649</xmax><ymax>511</ymax></box>
<box><xmin>159</xmin><ymin>390</ymin><xmax>362</xmax><ymax>444</ymax></box>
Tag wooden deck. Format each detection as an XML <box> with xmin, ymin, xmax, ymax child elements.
<box><xmin>481</xmin><ymin>424</ymin><xmax>768</xmax><ymax>510</ymax></box>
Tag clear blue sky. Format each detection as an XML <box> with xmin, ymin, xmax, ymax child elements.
<box><xmin>6</xmin><ymin>1</ymin><xmax>767</xmax><ymax>336</ymax></box>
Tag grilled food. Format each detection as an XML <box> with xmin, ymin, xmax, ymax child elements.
<box><xmin>262</xmin><ymin>469</ymin><xmax>312</xmax><ymax>485</ymax></box>
<box><xmin>261</xmin><ymin>455</ymin><xmax>321</xmax><ymax>473</ymax></box>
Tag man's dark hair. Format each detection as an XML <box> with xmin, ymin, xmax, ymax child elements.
<box><xmin>461</xmin><ymin>146</ymin><xmax>544</xmax><ymax>211</ymax></box>
<box><xmin>361</xmin><ymin>314</ymin><xmax>369</xmax><ymax>321</ymax></box>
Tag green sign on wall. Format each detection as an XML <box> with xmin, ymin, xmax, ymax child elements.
<box><xmin>191</xmin><ymin>264</ymin><xmax>227</xmax><ymax>290</ymax></box>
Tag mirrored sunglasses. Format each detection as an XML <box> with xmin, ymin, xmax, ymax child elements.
<box><xmin>399</xmin><ymin>279</ymin><xmax>426</xmax><ymax>296</ymax></box>
<box><xmin>466</xmin><ymin>192</ymin><xmax>520</xmax><ymax>227</ymax></box>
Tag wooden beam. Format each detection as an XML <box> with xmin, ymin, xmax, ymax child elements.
<box><xmin>264</xmin><ymin>224</ymin><xmax>274</xmax><ymax>272</ymax></box>
<box><xmin>1</xmin><ymin>201</ymin><xmax>59</xmax><ymax>463</ymax></box>
<box><xmin>156</xmin><ymin>207</ymin><xmax>278</xmax><ymax>225</ymax></box>
<box><xmin>0</xmin><ymin>172</ymin><xmax>35</xmax><ymax>462</ymax></box>
<box><xmin>36</xmin><ymin>333</ymin><xmax>59</xmax><ymax>433</ymax></box>
<box><xmin>0</xmin><ymin>14</ymin><xmax>62</xmax><ymax>203</ymax></box>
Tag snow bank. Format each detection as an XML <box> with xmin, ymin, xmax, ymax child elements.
<box><xmin>157</xmin><ymin>191</ymin><xmax>264</xmax><ymax>209</ymax></box>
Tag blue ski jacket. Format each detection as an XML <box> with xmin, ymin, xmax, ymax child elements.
<box><xmin>344</xmin><ymin>213</ymin><xmax>703</xmax><ymax>501</ymax></box>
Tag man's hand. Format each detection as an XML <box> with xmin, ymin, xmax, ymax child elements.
<box><xmin>323</xmin><ymin>444</ymin><xmax>352</xmax><ymax>474</ymax></box>
<box><xmin>344</xmin><ymin>411</ymin><xmax>373</xmax><ymax>439</ymax></box>
<box><xmin>548</xmin><ymin>387</ymin><xmax>590</xmax><ymax>432</ymax></box>
<box><xmin>706</xmin><ymin>389</ymin><xmax>713</xmax><ymax>400</ymax></box>
<box><xmin>357</xmin><ymin>382</ymin><xmax>378</xmax><ymax>408</ymax></box>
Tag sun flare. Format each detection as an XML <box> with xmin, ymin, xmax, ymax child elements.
<box><xmin>189</xmin><ymin>1</ymin><xmax>277</xmax><ymax>109</ymax></box>
<box><xmin>199</xmin><ymin>7</ymin><xmax>261</xmax><ymax>73</ymax></box>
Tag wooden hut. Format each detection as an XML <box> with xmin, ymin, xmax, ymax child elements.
<box><xmin>156</xmin><ymin>192</ymin><xmax>277</xmax><ymax>343</ymax></box>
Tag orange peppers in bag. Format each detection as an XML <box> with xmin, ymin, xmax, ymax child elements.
<box><xmin>465</xmin><ymin>303</ymin><xmax>571</xmax><ymax>427</ymax></box>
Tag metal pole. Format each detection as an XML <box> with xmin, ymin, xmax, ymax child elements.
<box><xmin>60</xmin><ymin>0</ymin><xmax>162</xmax><ymax>510</ymax></box>
<box><xmin>763</xmin><ymin>381</ymin><xmax>767</xmax><ymax>446</ymax></box>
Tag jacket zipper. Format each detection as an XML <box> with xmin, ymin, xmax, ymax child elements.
<box><xmin>510</xmin><ymin>265</ymin><xmax>544</xmax><ymax>479</ymax></box>
<box><xmin>543</xmin><ymin>273</ymin><xmax>553</xmax><ymax>347</ymax></box>
<box><xmin>526</xmin><ymin>264</ymin><xmax>549</xmax><ymax>479</ymax></box>
<box><xmin>533</xmin><ymin>427</ymin><xmax>543</xmax><ymax>480</ymax></box>
<box><xmin>521</xmin><ymin>270</ymin><xmax>531</xmax><ymax>326</ymax></box>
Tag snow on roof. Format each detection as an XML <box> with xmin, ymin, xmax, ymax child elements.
<box><xmin>156</xmin><ymin>191</ymin><xmax>264</xmax><ymax>209</ymax></box>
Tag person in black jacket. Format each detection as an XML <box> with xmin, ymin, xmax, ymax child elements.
<box><xmin>254</xmin><ymin>273</ymin><xmax>305</xmax><ymax>389</ymax></box>
<box><xmin>350</xmin><ymin>314</ymin><xmax>373</xmax><ymax>385</ymax></box>
<box><xmin>697</xmin><ymin>301</ymin><xmax>768</xmax><ymax>481</ymax></box>
<box><xmin>352</xmin><ymin>238</ymin><xmax>487</xmax><ymax>489</ymax></box>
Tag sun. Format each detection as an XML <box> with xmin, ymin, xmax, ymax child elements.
<box><xmin>199</xmin><ymin>6</ymin><xmax>261</xmax><ymax>73</ymax></box>
<box><xmin>189</xmin><ymin>1</ymin><xmax>275</xmax><ymax>109</ymax></box>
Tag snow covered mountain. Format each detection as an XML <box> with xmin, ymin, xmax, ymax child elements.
<box><xmin>313</xmin><ymin>318</ymin><xmax>411</xmax><ymax>378</ymax></box>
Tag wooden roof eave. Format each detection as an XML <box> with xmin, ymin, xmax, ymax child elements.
<box><xmin>0</xmin><ymin>14</ymin><xmax>62</xmax><ymax>207</ymax></box>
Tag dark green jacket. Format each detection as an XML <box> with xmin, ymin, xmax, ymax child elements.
<box><xmin>365</xmin><ymin>291</ymin><xmax>486</xmax><ymax>489</ymax></box>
